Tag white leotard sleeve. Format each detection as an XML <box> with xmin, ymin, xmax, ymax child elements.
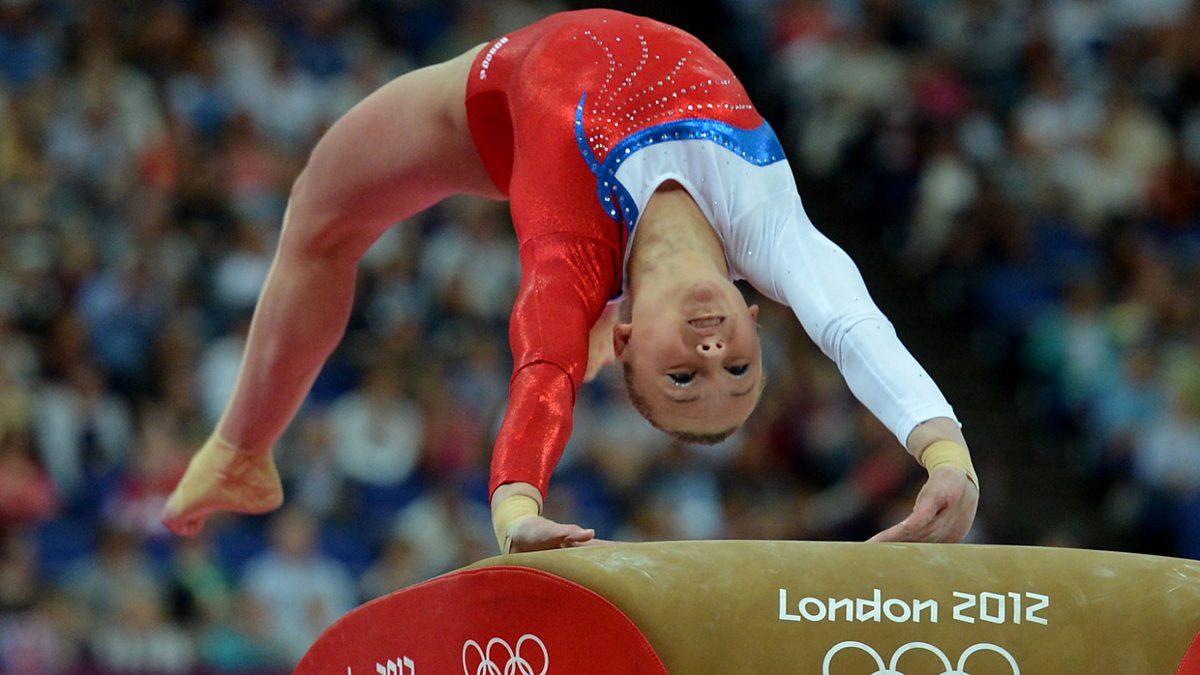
<box><xmin>611</xmin><ymin>132</ymin><xmax>957</xmax><ymax>447</ymax></box>
<box><xmin>732</xmin><ymin>192</ymin><xmax>958</xmax><ymax>447</ymax></box>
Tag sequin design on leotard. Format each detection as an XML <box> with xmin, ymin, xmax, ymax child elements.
<box><xmin>567</xmin><ymin>25</ymin><xmax>787</xmax><ymax>231</ymax></box>
<box><xmin>575</xmin><ymin>95</ymin><xmax>787</xmax><ymax>229</ymax></box>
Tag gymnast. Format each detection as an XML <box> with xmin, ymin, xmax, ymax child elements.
<box><xmin>162</xmin><ymin>9</ymin><xmax>978</xmax><ymax>554</ymax></box>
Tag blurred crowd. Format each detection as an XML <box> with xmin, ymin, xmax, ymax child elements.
<box><xmin>0</xmin><ymin>0</ymin><xmax>1196</xmax><ymax>672</ymax></box>
<box><xmin>762</xmin><ymin>0</ymin><xmax>1200</xmax><ymax>556</ymax></box>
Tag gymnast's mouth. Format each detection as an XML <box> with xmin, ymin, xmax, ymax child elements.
<box><xmin>688</xmin><ymin>316</ymin><xmax>725</xmax><ymax>329</ymax></box>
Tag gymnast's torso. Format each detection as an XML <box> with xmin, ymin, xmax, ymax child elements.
<box><xmin>466</xmin><ymin>10</ymin><xmax>956</xmax><ymax>497</ymax></box>
<box><xmin>465</xmin><ymin>8</ymin><xmax>797</xmax><ymax>301</ymax></box>
<box><xmin>466</xmin><ymin>9</ymin><xmax>813</xmax><ymax>495</ymax></box>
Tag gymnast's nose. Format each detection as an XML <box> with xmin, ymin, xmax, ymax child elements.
<box><xmin>696</xmin><ymin>336</ymin><xmax>725</xmax><ymax>357</ymax></box>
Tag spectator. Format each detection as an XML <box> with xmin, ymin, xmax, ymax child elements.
<box><xmin>278</xmin><ymin>412</ymin><xmax>346</xmax><ymax>520</ymax></box>
<box><xmin>0</xmin><ymin>591</ymin><xmax>82</xmax><ymax>675</ymax></box>
<box><xmin>197</xmin><ymin>591</ymin><xmax>288</xmax><ymax>673</ymax></box>
<box><xmin>34</xmin><ymin>361</ymin><xmax>133</xmax><ymax>504</ymax></box>
<box><xmin>212</xmin><ymin>221</ymin><xmax>273</xmax><ymax>315</ymax></box>
<box><xmin>0</xmin><ymin>0</ymin><xmax>58</xmax><ymax>90</ymax></box>
<box><xmin>166</xmin><ymin>536</ymin><xmax>233</xmax><ymax>629</ymax></box>
<box><xmin>197</xmin><ymin>317</ymin><xmax>250</xmax><ymax>427</ymax></box>
<box><xmin>0</xmin><ymin>532</ymin><xmax>39</xmax><ymax>614</ymax></box>
<box><xmin>241</xmin><ymin>509</ymin><xmax>356</xmax><ymax>665</ymax></box>
<box><xmin>75</xmin><ymin>256</ymin><xmax>165</xmax><ymax>395</ymax></box>
<box><xmin>358</xmin><ymin>533</ymin><xmax>419</xmax><ymax>601</ymax></box>
<box><xmin>1130</xmin><ymin>378</ymin><xmax>1200</xmax><ymax>555</ymax></box>
<box><xmin>63</xmin><ymin>527</ymin><xmax>163</xmax><ymax>633</ymax></box>
<box><xmin>105</xmin><ymin>407</ymin><xmax>189</xmax><ymax>538</ymax></box>
<box><xmin>327</xmin><ymin>366</ymin><xmax>425</xmax><ymax>519</ymax></box>
<box><xmin>90</xmin><ymin>587</ymin><xmax>196</xmax><ymax>674</ymax></box>
<box><xmin>1024</xmin><ymin>273</ymin><xmax>1120</xmax><ymax>419</ymax></box>
<box><xmin>418</xmin><ymin>198</ymin><xmax>518</xmax><ymax>322</ymax></box>
<box><xmin>0</xmin><ymin>430</ymin><xmax>58</xmax><ymax>529</ymax></box>
<box><xmin>388</xmin><ymin>486</ymin><xmax>491</xmax><ymax>582</ymax></box>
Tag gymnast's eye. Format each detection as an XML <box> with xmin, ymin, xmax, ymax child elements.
<box><xmin>727</xmin><ymin>364</ymin><xmax>750</xmax><ymax>377</ymax></box>
<box><xmin>668</xmin><ymin>372</ymin><xmax>695</xmax><ymax>386</ymax></box>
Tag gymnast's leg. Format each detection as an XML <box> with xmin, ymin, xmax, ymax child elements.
<box><xmin>162</xmin><ymin>45</ymin><xmax>501</xmax><ymax>536</ymax></box>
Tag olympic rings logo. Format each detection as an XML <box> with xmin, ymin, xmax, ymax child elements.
<box><xmin>823</xmin><ymin>641</ymin><xmax>1020</xmax><ymax>675</ymax></box>
<box><xmin>461</xmin><ymin>634</ymin><xmax>549</xmax><ymax>675</ymax></box>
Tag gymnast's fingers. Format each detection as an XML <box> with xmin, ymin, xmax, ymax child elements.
<box><xmin>563</xmin><ymin>526</ymin><xmax>596</xmax><ymax>545</ymax></box>
<box><xmin>867</xmin><ymin>516</ymin><xmax>914</xmax><ymax>543</ymax></box>
<box><xmin>868</xmin><ymin>471</ymin><xmax>964</xmax><ymax>543</ymax></box>
<box><xmin>576</xmin><ymin>537</ymin><xmax>616</xmax><ymax>546</ymax></box>
<box><xmin>510</xmin><ymin>518</ymin><xmax>597</xmax><ymax>552</ymax></box>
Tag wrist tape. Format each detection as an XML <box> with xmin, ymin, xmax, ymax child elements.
<box><xmin>492</xmin><ymin>493</ymin><xmax>540</xmax><ymax>554</ymax></box>
<box><xmin>920</xmin><ymin>440</ymin><xmax>978</xmax><ymax>488</ymax></box>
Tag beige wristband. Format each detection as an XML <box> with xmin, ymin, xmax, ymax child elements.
<box><xmin>920</xmin><ymin>440</ymin><xmax>978</xmax><ymax>488</ymax></box>
<box><xmin>491</xmin><ymin>493</ymin><xmax>540</xmax><ymax>554</ymax></box>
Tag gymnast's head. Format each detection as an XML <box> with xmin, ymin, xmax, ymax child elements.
<box><xmin>614</xmin><ymin>276</ymin><xmax>764</xmax><ymax>444</ymax></box>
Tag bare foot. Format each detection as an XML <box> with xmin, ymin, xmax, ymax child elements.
<box><xmin>161</xmin><ymin>436</ymin><xmax>284</xmax><ymax>536</ymax></box>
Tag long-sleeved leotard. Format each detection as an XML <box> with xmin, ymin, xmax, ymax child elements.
<box><xmin>467</xmin><ymin>10</ymin><xmax>956</xmax><ymax>500</ymax></box>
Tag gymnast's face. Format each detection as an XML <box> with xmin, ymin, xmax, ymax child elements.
<box><xmin>615</xmin><ymin>278</ymin><xmax>762</xmax><ymax>439</ymax></box>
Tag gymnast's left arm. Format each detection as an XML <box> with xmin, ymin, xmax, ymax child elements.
<box><xmin>747</xmin><ymin>193</ymin><xmax>978</xmax><ymax>543</ymax></box>
<box><xmin>872</xmin><ymin>416</ymin><xmax>978</xmax><ymax>543</ymax></box>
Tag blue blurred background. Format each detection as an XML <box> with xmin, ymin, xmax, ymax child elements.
<box><xmin>0</xmin><ymin>0</ymin><xmax>1198</xmax><ymax>672</ymax></box>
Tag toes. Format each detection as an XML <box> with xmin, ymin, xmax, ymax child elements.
<box><xmin>179</xmin><ymin>517</ymin><xmax>204</xmax><ymax>537</ymax></box>
<box><xmin>162</xmin><ymin>512</ymin><xmax>206</xmax><ymax>537</ymax></box>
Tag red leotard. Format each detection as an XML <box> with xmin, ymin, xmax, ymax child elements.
<box><xmin>466</xmin><ymin>9</ymin><xmax>763</xmax><ymax>499</ymax></box>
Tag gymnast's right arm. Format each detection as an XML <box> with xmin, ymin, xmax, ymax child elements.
<box><xmin>489</xmin><ymin>235</ymin><xmax>615</xmax><ymax>553</ymax></box>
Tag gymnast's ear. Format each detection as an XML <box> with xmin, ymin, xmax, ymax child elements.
<box><xmin>613</xmin><ymin>323</ymin><xmax>632</xmax><ymax>357</ymax></box>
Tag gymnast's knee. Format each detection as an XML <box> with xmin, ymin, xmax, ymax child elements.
<box><xmin>278</xmin><ymin>168</ymin><xmax>364</xmax><ymax>267</ymax></box>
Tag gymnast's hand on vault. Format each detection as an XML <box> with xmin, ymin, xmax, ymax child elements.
<box><xmin>508</xmin><ymin>514</ymin><xmax>604</xmax><ymax>553</ymax></box>
<box><xmin>867</xmin><ymin>467</ymin><xmax>979</xmax><ymax>544</ymax></box>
